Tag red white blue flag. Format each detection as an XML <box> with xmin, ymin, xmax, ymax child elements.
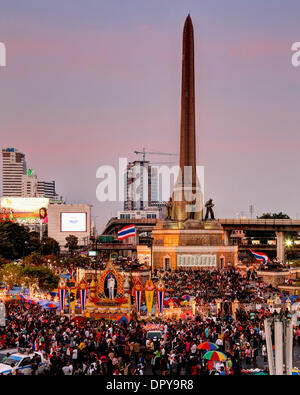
<box><xmin>134</xmin><ymin>280</ymin><xmax>143</xmax><ymax>315</ymax></box>
<box><xmin>156</xmin><ymin>279</ymin><xmax>165</xmax><ymax>315</ymax></box>
<box><xmin>78</xmin><ymin>279</ymin><xmax>88</xmax><ymax>312</ymax></box>
<box><xmin>118</xmin><ymin>225</ymin><xmax>136</xmax><ymax>240</ymax></box>
<box><xmin>58</xmin><ymin>288</ymin><xmax>66</xmax><ymax>311</ymax></box>
<box><xmin>79</xmin><ymin>288</ymin><xmax>87</xmax><ymax>312</ymax></box>
<box><xmin>249</xmin><ymin>249</ymin><xmax>269</xmax><ymax>265</ymax></box>
<box><xmin>32</xmin><ymin>337</ymin><xmax>39</xmax><ymax>351</ymax></box>
<box><xmin>58</xmin><ymin>277</ymin><xmax>67</xmax><ymax>312</ymax></box>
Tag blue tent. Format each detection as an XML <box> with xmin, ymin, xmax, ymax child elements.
<box><xmin>37</xmin><ymin>299</ymin><xmax>49</xmax><ymax>306</ymax></box>
<box><xmin>118</xmin><ymin>316</ymin><xmax>128</xmax><ymax>324</ymax></box>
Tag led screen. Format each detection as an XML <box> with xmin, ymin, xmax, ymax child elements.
<box><xmin>61</xmin><ymin>212</ymin><xmax>87</xmax><ymax>232</ymax></box>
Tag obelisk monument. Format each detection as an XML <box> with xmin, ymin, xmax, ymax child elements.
<box><xmin>151</xmin><ymin>16</ymin><xmax>237</xmax><ymax>272</ymax></box>
<box><xmin>172</xmin><ymin>14</ymin><xmax>203</xmax><ymax>221</ymax></box>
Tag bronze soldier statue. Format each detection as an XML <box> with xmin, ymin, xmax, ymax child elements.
<box><xmin>166</xmin><ymin>198</ymin><xmax>173</xmax><ymax>220</ymax></box>
<box><xmin>204</xmin><ymin>199</ymin><xmax>215</xmax><ymax>220</ymax></box>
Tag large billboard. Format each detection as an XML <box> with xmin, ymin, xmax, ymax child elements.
<box><xmin>60</xmin><ymin>212</ymin><xmax>87</xmax><ymax>232</ymax></box>
<box><xmin>0</xmin><ymin>197</ymin><xmax>49</xmax><ymax>225</ymax></box>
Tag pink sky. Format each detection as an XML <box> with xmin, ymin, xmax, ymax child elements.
<box><xmin>1</xmin><ymin>0</ymin><xmax>300</xmax><ymax>229</ymax></box>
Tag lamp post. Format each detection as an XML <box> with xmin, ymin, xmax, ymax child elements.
<box><xmin>41</xmin><ymin>241</ymin><xmax>46</xmax><ymax>257</ymax></box>
<box><xmin>147</xmin><ymin>237</ymin><xmax>154</xmax><ymax>278</ymax></box>
<box><xmin>285</xmin><ymin>239</ymin><xmax>294</xmax><ymax>266</ymax></box>
<box><xmin>22</xmin><ymin>240</ymin><xmax>29</xmax><ymax>261</ymax></box>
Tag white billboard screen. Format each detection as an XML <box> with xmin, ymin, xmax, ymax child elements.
<box><xmin>61</xmin><ymin>212</ymin><xmax>87</xmax><ymax>232</ymax></box>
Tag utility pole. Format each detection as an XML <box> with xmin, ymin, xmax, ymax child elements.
<box><xmin>249</xmin><ymin>204</ymin><xmax>254</xmax><ymax>219</ymax></box>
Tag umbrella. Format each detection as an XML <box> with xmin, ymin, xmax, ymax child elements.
<box><xmin>46</xmin><ymin>303</ymin><xmax>58</xmax><ymax>309</ymax></box>
<box><xmin>13</xmin><ymin>294</ymin><xmax>24</xmax><ymax>300</ymax></box>
<box><xmin>203</xmin><ymin>351</ymin><xmax>227</xmax><ymax>362</ymax></box>
<box><xmin>118</xmin><ymin>316</ymin><xmax>128</xmax><ymax>324</ymax></box>
<box><xmin>197</xmin><ymin>342</ymin><xmax>219</xmax><ymax>351</ymax></box>
<box><xmin>37</xmin><ymin>299</ymin><xmax>49</xmax><ymax>306</ymax></box>
<box><xmin>253</xmin><ymin>371</ymin><xmax>268</xmax><ymax>375</ymax></box>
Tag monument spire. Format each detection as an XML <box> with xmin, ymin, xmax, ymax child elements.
<box><xmin>172</xmin><ymin>15</ymin><xmax>203</xmax><ymax>221</ymax></box>
<box><xmin>180</xmin><ymin>14</ymin><xmax>196</xmax><ymax>190</ymax></box>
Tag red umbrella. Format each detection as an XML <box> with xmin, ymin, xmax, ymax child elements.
<box><xmin>46</xmin><ymin>303</ymin><xmax>57</xmax><ymax>309</ymax></box>
<box><xmin>197</xmin><ymin>342</ymin><xmax>219</xmax><ymax>351</ymax></box>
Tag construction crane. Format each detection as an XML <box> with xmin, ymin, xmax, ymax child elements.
<box><xmin>134</xmin><ymin>147</ymin><xmax>179</xmax><ymax>161</ymax></box>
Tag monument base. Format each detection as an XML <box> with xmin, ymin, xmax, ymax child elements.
<box><xmin>151</xmin><ymin>219</ymin><xmax>238</xmax><ymax>271</ymax></box>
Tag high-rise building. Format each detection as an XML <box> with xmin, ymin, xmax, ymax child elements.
<box><xmin>22</xmin><ymin>171</ymin><xmax>38</xmax><ymax>197</ymax></box>
<box><xmin>2</xmin><ymin>148</ymin><xmax>61</xmax><ymax>201</ymax></box>
<box><xmin>123</xmin><ymin>160</ymin><xmax>166</xmax><ymax>216</ymax></box>
<box><xmin>37</xmin><ymin>180</ymin><xmax>57</xmax><ymax>199</ymax></box>
<box><xmin>2</xmin><ymin>148</ymin><xmax>27</xmax><ymax>196</ymax></box>
<box><xmin>124</xmin><ymin>160</ymin><xmax>151</xmax><ymax>211</ymax></box>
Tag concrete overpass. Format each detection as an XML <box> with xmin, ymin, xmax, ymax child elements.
<box><xmin>219</xmin><ymin>219</ymin><xmax>300</xmax><ymax>262</ymax></box>
<box><xmin>219</xmin><ymin>218</ymin><xmax>300</xmax><ymax>232</ymax></box>
<box><xmin>102</xmin><ymin>217</ymin><xmax>158</xmax><ymax>243</ymax></box>
<box><xmin>102</xmin><ymin>218</ymin><xmax>300</xmax><ymax>262</ymax></box>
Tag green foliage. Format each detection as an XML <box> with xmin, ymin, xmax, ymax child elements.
<box><xmin>22</xmin><ymin>265</ymin><xmax>59</xmax><ymax>290</ymax></box>
<box><xmin>63</xmin><ymin>255</ymin><xmax>91</xmax><ymax>268</ymax></box>
<box><xmin>0</xmin><ymin>222</ymin><xmax>30</xmax><ymax>259</ymax></box>
<box><xmin>65</xmin><ymin>235</ymin><xmax>79</xmax><ymax>254</ymax></box>
<box><xmin>0</xmin><ymin>222</ymin><xmax>60</xmax><ymax>261</ymax></box>
<box><xmin>41</xmin><ymin>236</ymin><xmax>60</xmax><ymax>256</ymax></box>
<box><xmin>0</xmin><ymin>263</ymin><xmax>23</xmax><ymax>288</ymax></box>
<box><xmin>0</xmin><ymin>255</ymin><xmax>7</xmax><ymax>268</ymax></box>
<box><xmin>24</xmin><ymin>251</ymin><xmax>43</xmax><ymax>266</ymax></box>
<box><xmin>0</xmin><ymin>262</ymin><xmax>59</xmax><ymax>290</ymax></box>
<box><xmin>258</xmin><ymin>212</ymin><xmax>290</xmax><ymax>219</ymax></box>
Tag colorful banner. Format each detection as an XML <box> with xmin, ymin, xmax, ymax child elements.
<box><xmin>145</xmin><ymin>279</ymin><xmax>155</xmax><ymax>317</ymax></box>
<box><xmin>78</xmin><ymin>279</ymin><xmax>88</xmax><ymax>313</ymax></box>
<box><xmin>0</xmin><ymin>197</ymin><xmax>49</xmax><ymax>225</ymax></box>
<box><xmin>156</xmin><ymin>278</ymin><xmax>165</xmax><ymax>315</ymax></box>
<box><xmin>58</xmin><ymin>277</ymin><xmax>67</xmax><ymax>313</ymax></box>
<box><xmin>133</xmin><ymin>279</ymin><xmax>143</xmax><ymax>315</ymax></box>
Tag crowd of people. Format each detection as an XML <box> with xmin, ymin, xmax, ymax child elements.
<box><xmin>0</xmin><ymin>267</ymin><xmax>298</xmax><ymax>376</ymax></box>
<box><xmin>158</xmin><ymin>267</ymin><xmax>276</xmax><ymax>305</ymax></box>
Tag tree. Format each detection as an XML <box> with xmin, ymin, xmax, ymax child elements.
<box><xmin>258</xmin><ymin>212</ymin><xmax>290</xmax><ymax>219</ymax></box>
<box><xmin>24</xmin><ymin>251</ymin><xmax>43</xmax><ymax>266</ymax></box>
<box><xmin>0</xmin><ymin>263</ymin><xmax>59</xmax><ymax>291</ymax></box>
<box><xmin>22</xmin><ymin>265</ymin><xmax>59</xmax><ymax>290</ymax></box>
<box><xmin>41</xmin><ymin>236</ymin><xmax>60</xmax><ymax>256</ymax></box>
<box><xmin>63</xmin><ymin>255</ymin><xmax>91</xmax><ymax>268</ymax></box>
<box><xmin>0</xmin><ymin>263</ymin><xmax>23</xmax><ymax>288</ymax></box>
<box><xmin>65</xmin><ymin>235</ymin><xmax>78</xmax><ymax>255</ymax></box>
<box><xmin>0</xmin><ymin>255</ymin><xmax>7</xmax><ymax>268</ymax></box>
<box><xmin>0</xmin><ymin>222</ymin><xmax>41</xmax><ymax>260</ymax></box>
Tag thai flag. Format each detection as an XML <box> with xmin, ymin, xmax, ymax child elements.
<box><xmin>135</xmin><ymin>289</ymin><xmax>142</xmax><ymax>314</ymax></box>
<box><xmin>157</xmin><ymin>290</ymin><xmax>165</xmax><ymax>315</ymax></box>
<box><xmin>58</xmin><ymin>288</ymin><xmax>66</xmax><ymax>311</ymax></box>
<box><xmin>118</xmin><ymin>225</ymin><xmax>136</xmax><ymax>240</ymax></box>
<box><xmin>79</xmin><ymin>288</ymin><xmax>87</xmax><ymax>312</ymax></box>
<box><xmin>249</xmin><ymin>249</ymin><xmax>269</xmax><ymax>265</ymax></box>
<box><xmin>32</xmin><ymin>337</ymin><xmax>39</xmax><ymax>351</ymax></box>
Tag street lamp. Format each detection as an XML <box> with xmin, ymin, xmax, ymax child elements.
<box><xmin>285</xmin><ymin>239</ymin><xmax>294</xmax><ymax>265</ymax></box>
<box><xmin>22</xmin><ymin>241</ymin><xmax>29</xmax><ymax>261</ymax></box>
<box><xmin>147</xmin><ymin>237</ymin><xmax>154</xmax><ymax>277</ymax></box>
<box><xmin>285</xmin><ymin>239</ymin><xmax>293</xmax><ymax>247</ymax></box>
